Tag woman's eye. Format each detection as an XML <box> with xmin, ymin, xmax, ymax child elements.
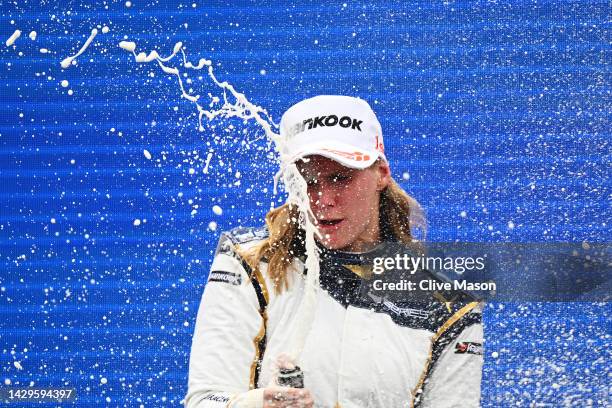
<box><xmin>331</xmin><ymin>174</ymin><xmax>350</xmax><ymax>183</ymax></box>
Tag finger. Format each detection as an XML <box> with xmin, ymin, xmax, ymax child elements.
<box><xmin>263</xmin><ymin>387</ymin><xmax>313</xmax><ymax>407</ymax></box>
<box><xmin>280</xmin><ymin>395</ymin><xmax>313</xmax><ymax>408</ymax></box>
<box><xmin>272</xmin><ymin>390</ymin><xmax>300</xmax><ymax>402</ymax></box>
<box><xmin>264</xmin><ymin>390</ymin><xmax>293</xmax><ymax>406</ymax></box>
<box><xmin>284</xmin><ymin>388</ymin><xmax>312</xmax><ymax>402</ymax></box>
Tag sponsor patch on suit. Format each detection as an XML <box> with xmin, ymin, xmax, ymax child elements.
<box><xmin>455</xmin><ymin>341</ymin><xmax>483</xmax><ymax>355</ymax></box>
<box><xmin>209</xmin><ymin>270</ymin><xmax>242</xmax><ymax>286</ymax></box>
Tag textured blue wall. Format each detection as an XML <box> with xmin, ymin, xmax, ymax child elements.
<box><xmin>1</xmin><ymin>1</ymin><xmax>609</xmax><ymax>406</ymax></box>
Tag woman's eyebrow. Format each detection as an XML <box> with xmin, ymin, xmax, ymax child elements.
<box><xmin>296</xmin><ymin>165</ymin><xmax>315</xmax><ymax>176</ymax></box>
<box><xmin>330</xmin><ymin>170</ymin><xmax>353</xmax><ymax>177</ymax></box>
<box><xmin>300</xmin><ymin>169</ymin><xmax>324</xmax><ymax>180</ymax></box>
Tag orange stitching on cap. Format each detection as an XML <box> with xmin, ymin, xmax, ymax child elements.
<box><xmin>320</xmin><ymin>149</ymin><xmax>370</xmax><ymax>162</ymax></box>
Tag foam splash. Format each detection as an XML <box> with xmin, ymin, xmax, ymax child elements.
<box><xmin>61</xmin><ymin>28</ymin><xmax>98</xmax><ymax>68</ymax></box>
<box><xmin>119</xmin><ymin>40</ymin><xmax>277</xmax><ymax>134</ymax></box>
<box><xmin>6</xmin><ymin>30</ymin><xmax>21</xmax><ymax>46</ymax></box>
<box><xmin>120</xmin><ymin>38</ymin><xmax>322</xmax><ymax>367</ymax></box>
<box><xmin>203</xmin><ymin>152</ymin><xmax>213</xmax><ymax>174</ymax></box>
<box><xmin>280</xmin><ymin>164</ymin><xmax>322</xmax><ymax>363</ymax></box>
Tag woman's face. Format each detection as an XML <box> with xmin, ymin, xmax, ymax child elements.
<box><xmin>297</xmin><ymin>156</ymin><xmax>391</xmax><ymax>252</ymax></box>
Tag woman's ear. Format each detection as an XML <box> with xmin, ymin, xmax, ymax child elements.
<box><xmin>376</xmin><ymin>161</ymin><xmax>392</xmax><ymax>191</ymax></box>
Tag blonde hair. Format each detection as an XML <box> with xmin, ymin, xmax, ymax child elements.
<box><xmin>239</xmin><ymin>176</ymin><xmax>426</xmax><ymax>294</ymax></box>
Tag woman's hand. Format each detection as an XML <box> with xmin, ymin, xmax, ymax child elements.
<box><xmin>263</xmin><ymin>387</ymin><xmax>314</xmax><ymax>407</ymax></box>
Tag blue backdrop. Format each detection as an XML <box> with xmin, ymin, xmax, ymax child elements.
<box><xmin>1</xmin><ymin>0</ymin><xmax>609</xmax><ymax>406</ymax></box>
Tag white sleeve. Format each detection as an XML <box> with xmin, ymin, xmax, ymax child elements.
<box><xmin>417</xmin><ymin>306</ymin><xmax>484</xmax><ymax>408</ymax></box>
<box><xmin>184</xmin><ymin>252</ymin><xmax>267</xmax><ymax>408</ymax></box>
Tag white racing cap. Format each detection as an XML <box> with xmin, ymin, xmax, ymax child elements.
<box><xmin>279</xmin><ymin>95</ymin><xmax>386</xmax><ymax>169</ymax></box>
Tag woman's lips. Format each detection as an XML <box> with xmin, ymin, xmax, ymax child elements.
<box><xmin>317</xmin><ymin>219</ymin><xmax>344</xmax><ymax>232</ymax></box>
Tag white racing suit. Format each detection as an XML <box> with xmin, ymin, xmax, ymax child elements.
<box><xmin>185</xmin><ymin>227</ymin><xmax>483</xmax><ymax>408</ymax></box>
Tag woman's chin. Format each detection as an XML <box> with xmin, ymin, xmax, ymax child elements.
<box><xmin>316</xmin><ymin>234</ymin><xmax>350</xmax><ymax>251</ymax></box>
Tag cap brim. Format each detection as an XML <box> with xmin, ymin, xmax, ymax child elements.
<box><xmin>287</xmin><ymin>141</ymin><xmax>382</xmax><ymax>169</ymax></box>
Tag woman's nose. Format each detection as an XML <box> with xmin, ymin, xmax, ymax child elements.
<box><xmin>311</xmin><ymin>183</ymin><xmax>337</xmax><ymax>208</ymax></box>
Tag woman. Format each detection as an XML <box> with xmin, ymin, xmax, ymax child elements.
<box><xmin>185</xmin><ymin>96</ymin><xmax>483</xmax><ymax>407</ymax></box>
